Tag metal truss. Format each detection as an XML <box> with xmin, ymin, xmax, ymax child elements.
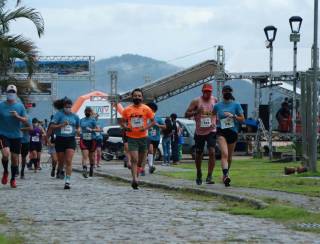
<box><xmin>154</xmin><ymin>75</ymin><xmax>215</xmax><ymax>102</ymax></box>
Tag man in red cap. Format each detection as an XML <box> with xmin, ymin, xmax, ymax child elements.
<box><xmin>185</xmin><ymin>83</ymin><xmax>217</xmax><ymax>185</ymax></box>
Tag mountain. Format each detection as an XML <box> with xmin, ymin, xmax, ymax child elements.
<box><xmin>95</xmin><ymin>54</ymin><xmax>182</xmax><ymax>93</ymax></box>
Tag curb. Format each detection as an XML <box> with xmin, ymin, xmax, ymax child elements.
<box><xmin>73</xmin><ymin>168</ymin><xmax>269</xmax><ymax>209</ymax></box>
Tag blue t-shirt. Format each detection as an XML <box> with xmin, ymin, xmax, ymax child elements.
<box><xmin>148</xmin><ymin>116</ymin><xmax>164</xmax><ymax>141</ymax></box>
<box><xmin>80</xmin><ymin>117</ymin><xmax>97</xmax><ymax>140</ymax></box>
<box><xmin>0</xmin><ymin>101</ymin><xmax>26</xmax><ymax>139</ymax></box>
<box><xmin>214</xmin><ymin>101</ymin><xmax>244</xmax><ymax>133</ymax></box>
<box><xmin>52</xmin><ymin>111</ymin><xmax>80</xmax><ymax>137</ymax></box>
<box><xmin>94</xmin><ymin>120</ymin><xmax>104</xmax><ymax>141</ymax></box>
<box><xmin>21</xmin><ymin>118</ymin><xmax>32</xmax><ymax>143</ymax></box>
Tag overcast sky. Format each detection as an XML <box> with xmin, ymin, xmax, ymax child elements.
<box><xmin>6</xmin><ymin>0</ymin><xmax>317</xmax><ymax>72</ymax></box>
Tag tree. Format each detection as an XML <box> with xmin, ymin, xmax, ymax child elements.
<box><xmin>0</xmin><ymin>0</ymin><xmax>44</xmax><ymax>79</ymax></box>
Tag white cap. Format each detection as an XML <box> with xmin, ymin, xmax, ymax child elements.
<box><xmin>6</xmin><ymin>84</ymin><xmax>17</xmax><ymax>93</ymax></box>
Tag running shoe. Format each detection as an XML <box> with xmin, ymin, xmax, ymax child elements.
<box><xmin>89</xmin><ymin>167</ymin><xmax>94</xmax><ymax>177</ymax></box>
<box><xmin>149</xmin><ymin>166</ymin><xmax>156</xmax><ymax>174</ymax></box>
<box><xmin>206</xmin><ymin>176</ymin><xmax>215</xmax><ymax>184</ymax></box>
<box><xmin>223</xmin><ymin>175</ymin><xmax>231</xmax><ymax>187</ymax></box>
<box><xmin>196</xmin><ymin>177</ymin><xmax>202</xmax><ymax>185</ymax></box>
<box><xmin>10</xmin><ymin>179</ymin><xmax>17</xmax><ymax>188</ymax></box>
<box><xmin>83</xmin><ymin>169</ymin><xmax>88</xmax><ymax>178</ymax></box>
<box><xmin>131</xmin><ymin>181</ymin><xmax>138</xmax><ymax>190</ymax></box>
<box><xmin>1</xmin><ymin>172</ymin><xmax>8</xmax><ymax>185</ymax></box>
<box><xmin>64</xmin><ymin>183</ymin><xmax>71</xmax><ymax>190</ymax></box>
<box><xmin>51</xmin><ymin>168</ymin><xmax>55</xmax><ymax>177</ymax></box>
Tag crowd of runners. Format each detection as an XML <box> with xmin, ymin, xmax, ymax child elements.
<box><xmin>0</xmin><ymin>83</ymin><xmax>244</xmax><ymax>190</ymax></box>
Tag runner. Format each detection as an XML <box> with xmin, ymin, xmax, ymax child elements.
<box><xmin>50</xmin><ymin>98</ymin><xmax>80</xmax><ymax>189</ymax></box>
<box><xmin>20</xmin><ymin>117</ymin><xmax>32</xmax><ymax>179</ymax></box>
<box><xmin>29</xmin><ymin>118</ymin><xmax>46</xmax><ymax>173</ymax></box>
<box><xmin>93</xmin><ymin>114</ymin><xmax>104</xmax><ymax>168</ymax></box>
<box><xmin>185</xmin><ymin>83</ymin><xmax>217</xmax><ymax>185</ymax></box>
<box><xmin>146</xmin><ymin>102</ymin><xmax>166</xmax><ymax>174</ymax></box>
<box><xmin>46</xmin><ymin>115</ymin><xmax>59</xmax><ymax>178</ymax></box>
<box><xmin>170</xmin><ymin>113</ymin><xmax>181</xmax><ymax>165</ymax></box>
<box><xmin>213</xmin><ymin>85</ymin><xmax>244</xmax><ymax>187</ymax></box>
<box><xmin>0</xmin><ymin>85</ymin><xmax>27</xmax><ymax>188</ymax></box>
<box><xmin>80</xmin><ymin>107</ymin><xmax>98</xmax><ymax>178</ymax></box>
<box><xmin>120</xmin><ymin>88</ymin><xmax>155</xmax><ymax>189</ymax></box>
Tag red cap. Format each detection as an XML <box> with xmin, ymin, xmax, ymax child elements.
<box><xmin>202</xmin><ymin>83</ymin><xmax>213</xmax><ymax>92</ymax></box>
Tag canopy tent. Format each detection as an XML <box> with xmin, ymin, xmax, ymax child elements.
<box><xmin>72</xmin><ymin>91</ymin><xmax>123</xmax><ymax>119</ymax></box>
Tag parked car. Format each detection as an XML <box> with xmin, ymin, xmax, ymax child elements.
<box><xmin>102</xmin><ymin>126</ymin><xmax>125</xmax><ymax>161</ymax></box>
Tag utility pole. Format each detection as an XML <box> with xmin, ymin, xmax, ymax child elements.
<box><xmin>215</xmin><ymin>45</ymin><xmax>226</xmax><ymax>101</ymax></box>
<box><xmin>108</xmin><ymin>71</ymin><xmax>118</xmax><ymax>125</ymax></box>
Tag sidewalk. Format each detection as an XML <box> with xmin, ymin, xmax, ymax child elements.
<box><xmin>71</xmin><ymin>155</ymin><xmax>320</xmax><ymax>212</ymax></box>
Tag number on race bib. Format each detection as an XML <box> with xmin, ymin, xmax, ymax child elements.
<box><xmin>200</xmin><ymin>117</ymin><xmax>212</xmax><ymax>128</ymax></box>
<box><xmin>131</xmin><ymin>117</ymin><xmax>143</xmax><ymax>128</ymax></box>
<box><xmin>220</xmin><ymin>117</ymin><xmax>235</xmax><ymax>129</ymax></box>
<box><xmin>61</xmin><ymin>125</ymin><xmax>73</xmax><ymax>134</ymax></box>
<box><xmin>31</xmin><ymin>136</ymin><xmax>40</xmax><ymax>142</ymax></box>
<box><xmin>83</xmin><ymin>133</ymin><xmax>92</xmax><ymax>140</ymax></box>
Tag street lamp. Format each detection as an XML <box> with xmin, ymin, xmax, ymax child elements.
<box><xmin>264</xmin><ymin>25</ymin><xmax>277</xmax><ymax>160</ymax></box>
<box><xmin>289</xmin><ymin>16</ymin><xmax>302</xmax><ymax>162</ymax></box>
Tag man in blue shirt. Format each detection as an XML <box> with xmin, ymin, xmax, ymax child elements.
<box><xmin>0</xmin><ymin>85</ymin><xmax>27</xmax><ymax>188</ymax></box>
<box><xmin>146</xmin><ymin>102</ymin><xmax>166</xmax><ymax>174</ymax></box>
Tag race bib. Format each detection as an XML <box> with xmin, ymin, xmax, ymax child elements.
<box><xmin>200</xmin><ymin>117</ymin><xmax>212</xmax><ymax>128</ymax></box>
<box><xmin>220</xmin><ymin>117</ymin><xmax>235</xmax><ymax>129</ymax></box>
<box><xmin>61</xmin><ymin>125</ymin><xmax>73</xmax><ymax>135</ymax></box>
<box><xmin>151</xmin><ymin>128</ymin><xmax>157</xmax><ymax>136</ymax></box>
<box><xmin>131</xmin><ymin>117</ymin><xmax>143</xmax><ymax>128</ymax></box>
<box><xmin>31</xmin><ymin>136</ymin><xmax>40</xmax><ymax>142</ymax></box>
<box><xmin>83</xmin><ymin>133</ymin><xmax>92</xmax><ymax>140</ymax></box>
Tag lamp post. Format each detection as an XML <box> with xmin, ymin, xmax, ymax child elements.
<box><xmin>289</xmin><ymin>16</ymin><xmax>302</xmax><ymax>162</ymax></box>
<box><xmin>264</xmin><ymin>25</ymin><xmax>277</xmax><ymax>160</ymax></box>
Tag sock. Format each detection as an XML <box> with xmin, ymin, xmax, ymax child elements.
<box><xmin>197</xmin><ymin>170</ymin><xmax>202</xmax><ymax>178</ymax></box>
<box><xmin>148</xmin><ymin>154</ymin><xmax>153</xmax><ymax>167</ymax></box>
<box><xmin>223</xmin><ymin>169</ymin><xmax>229</xmax><ymax>177</ymax></box>
<box><xmin>21</xmin><ymin>161</ymin><xmax>26</xmax><ymax>174</ymax></box>
<box><xmin>2</xmin><ymin>159</ymin><xmax>8</xmax><ymax>173</ymax></box>
<box><xmin>83</xmin><ymin>165</ymin><xmax>87</xmax><ymax>170</ymax></box>
<box><xmin>207</xmin><ymin>172</ymin><xmax>212</xmax><ymax>178</ymax></box>
<box><xmin>11</xmin><ymin>165</ymin><xmax>18</xmax><ymax>180</ymax></box>
<box><xmin>65</xmin><ymin>175</ymin><xmax>71</xmax><ymax>184</ymax></box>
<box><xmin>90</xmin><ymin>164</ymin><xmax>94</xmax><ymax>169</ymax></box>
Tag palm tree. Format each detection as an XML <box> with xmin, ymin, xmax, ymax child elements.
<box><xmin>0</xmin><ymin>0</ymin><xmax>44</xmax><ymax>79</ymax></box>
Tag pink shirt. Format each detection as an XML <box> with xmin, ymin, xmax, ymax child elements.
<box><xmin>194</xmin><ymin>96</ymin><xmax>217</xmax><ymax>135</ymax></box>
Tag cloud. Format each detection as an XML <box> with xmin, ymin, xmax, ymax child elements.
<box><xmin>8</xmin><ymin>0</ymin><xmax>316</xmax><ymax>71</ymax></box>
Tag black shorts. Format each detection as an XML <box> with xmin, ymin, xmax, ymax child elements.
<box><xmin>194</xmin><ymin>132</ymin><xmax>217</xmax><ymax>153</ymax></box>
<box><xmin>29</xmin><ymin>142</ymin><xmax>42</xmax><ymax>152</ymax></box>
<box><xmin>95</xmin><ymin>139</ymin><xmax>103</xmax><ymax>148</ymax></box>
<box><xmin>80</xmin><ymin>139</ymin><xmax>97</xmax><ymax>152</ymax></box>
<box><xmin>0</xmin><ymin>135</ymin><xmax>21</xmax><ymax>154</ymax></box>
<box><xmin>217</xmin><ymin>128</ymin><xmax>238</xmax><ymax>144</ymax></box>
<box><xmin>21</xmin><ymin>143</ymin><xmax>30</xmax><ymax>157</ymax></box>
<box><xmin>55</xmin><ymin>136</ymin><xmax>76</xmax><ymax>153</ymax></box>
<box><xmin>147</xmin><ymin>139</ymin><xmax>160</xmax><ymax>149</ymax></box>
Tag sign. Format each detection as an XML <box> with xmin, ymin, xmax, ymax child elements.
<box><xmin>91</xmin><ymin>105</ymin><xmax>111</xmax><ymax>118</ymax></box>
<box><xmin>0</xmin><ymin>79</ymin><xmax>51</xmax><ymax>95</ymax></box>
<box><xmin>14</xmin><ymin>60</ymin><xmax>90</xmax><ymax>75</ymax></box>
<box><xmin>90</xmin><ymin>96</ymin><xmax>108</xmax><ymax>102</ymax></box>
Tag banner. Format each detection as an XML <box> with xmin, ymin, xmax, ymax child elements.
<box><xmin>0</xmin><ymin>79</ymin><xmax>51</xmax><ymax>95</ymax></box>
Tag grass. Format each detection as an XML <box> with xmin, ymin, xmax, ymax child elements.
<box><xmin>219</xmin><ymin>199</ymin><xmax>320</xmax><ymax>233</ymax></box>
<box><xmin>159</xmin><ymin>159</ymin><xmax>320</xmax><ymax>197</ymax></box>
<box><xmin>0</xmin><ymin>213</ymin><xmax>24</xmax><ymax>244</ymax></box>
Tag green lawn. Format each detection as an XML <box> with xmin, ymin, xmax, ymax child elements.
<box><xmin>159</xmin><ymin>159</ymin><xmax>320</xmax><ymax>197</ymax></box>
<box><xmin>0</xmin><ymin>213</ymin><xmax>24</xmax><ymax>244</ymax></box>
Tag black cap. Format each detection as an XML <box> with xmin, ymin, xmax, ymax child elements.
<box><xmin>32</xmin><ymin>118</ymin><xmax>38</xmax><ymax>124</ymax></box>
<box><xmin>222</xmin><ymin>85</ymin><xmax>233</xmax><ymax>92</ymax></box>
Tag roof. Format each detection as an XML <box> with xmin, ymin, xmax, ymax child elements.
<box><xmin>119</xmin><ymin>60</ymin><xmax>219</xmax><ymax>102</ymax></box>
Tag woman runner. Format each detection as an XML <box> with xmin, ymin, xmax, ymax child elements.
<box><xmin>50</xmin><ymin>98</ymin><xmax>80</xmax><ymax>189</ymax></box>
<box><xmin>213</xmin><ymin>85</ymin><xmax>244</xmax><ymax>187</ymax></box>
<box><xmin>29</xmin><ymin>118</ymin><xmax>46</xmax><ymax>173</ymax></box>
<box><xmin>80</xmin><ymin>107</ymin><xmax>99</xmax><ymax>178</ymax></box>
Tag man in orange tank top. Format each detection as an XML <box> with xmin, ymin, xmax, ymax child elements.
<box><xmin>185</xmin><ymin>84</ymin><xmax>217</xmax><ymax>185</ymax></box>
<box><xmin>120</xmin><ymin>88</ymin><xmax>155</xmax><ymax>189</ymax></box>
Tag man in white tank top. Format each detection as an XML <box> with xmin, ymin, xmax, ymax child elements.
<box><xmin>185</xmin><ymin>84</ymin><xmax>217</xmax><ymax>185</ymax></box>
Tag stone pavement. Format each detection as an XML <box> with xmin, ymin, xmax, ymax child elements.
<box><xmin>1</xmin><ymin>166</ymin><xmax>320</xmax><ymax>243</ymax></box>
<box><xmin>75</xmin><ymin>156</ymin><xmax>320</xmax><ymax>212</ymax></box>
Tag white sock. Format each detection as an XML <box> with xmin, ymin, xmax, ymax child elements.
<box><xmin>148</xmin><ymin>154</ymin><xmax>153</xmax><ymax>167</ymax></box>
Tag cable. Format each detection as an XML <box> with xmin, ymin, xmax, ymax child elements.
<box><xmin>166</xmin><ymin>46</ymin><xmax>215</xmax><ymax>63</ymax></box>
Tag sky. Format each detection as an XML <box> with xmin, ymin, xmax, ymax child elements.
<box><xmin>6</xmin><ymin>0</ymin><xmax>317</xmax><ymax>72</ymax></box>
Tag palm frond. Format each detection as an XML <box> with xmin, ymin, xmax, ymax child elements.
<box><xmin>2</xmin><ymin>7</ymin><xmax>44</xmax><ymax>37</ymax></box>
